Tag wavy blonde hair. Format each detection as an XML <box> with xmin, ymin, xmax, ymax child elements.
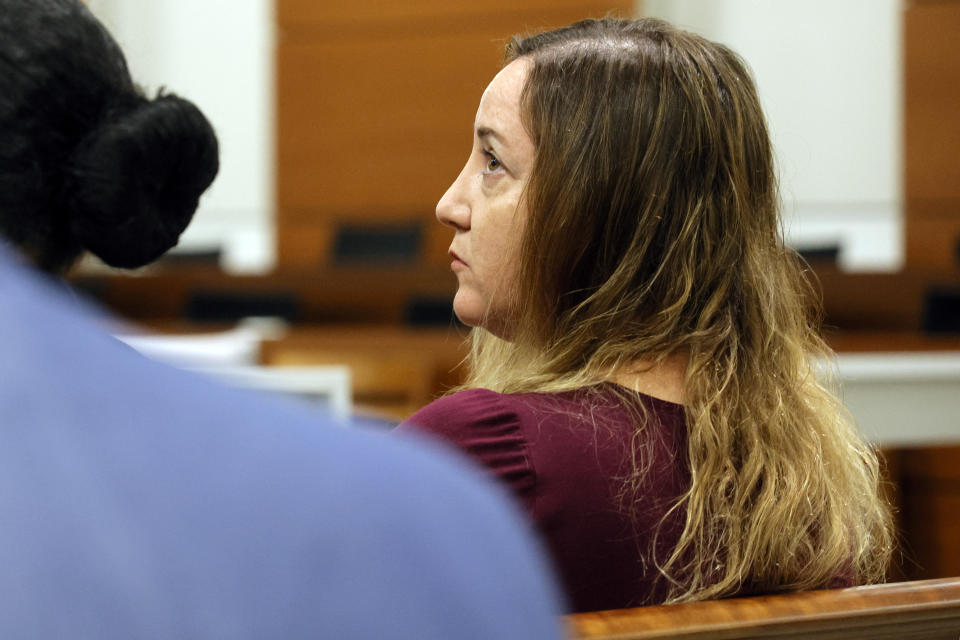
<box><xmin>461</xmin><ymin>18</ymin><xmax>892</xmax><ymax>602</ymax></box>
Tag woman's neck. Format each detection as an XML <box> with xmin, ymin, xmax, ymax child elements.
<box><xmin>607</xmin><ymin>351</ymin><xmax>688</xmax><ymax>405</ymax></box>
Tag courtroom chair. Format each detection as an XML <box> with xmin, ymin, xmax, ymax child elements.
<box><xmin>566</xmin><ymin>577</ymin><xmax>960</xmax><ymax>639</ymax></box>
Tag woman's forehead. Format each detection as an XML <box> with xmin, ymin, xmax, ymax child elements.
<box><xmin>474</xmin><ymin>58</ymin><xmax>530</xmax><ymax>142</ymax></box>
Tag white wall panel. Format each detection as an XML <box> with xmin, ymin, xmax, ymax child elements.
<box><xmin>642</xmin><ymin>0</ymin><xmax>903</xmax><ymax>271</ymax></box>
<box><xmin>88</xmin><ymin>0</ymin><xmax>275</xmax><ymax>273</ymax></box>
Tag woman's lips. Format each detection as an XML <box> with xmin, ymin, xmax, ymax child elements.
<box><xmin>449</xmin><ymin>249</ymin><xmax>467</xmax><ymax>270</ymax></box>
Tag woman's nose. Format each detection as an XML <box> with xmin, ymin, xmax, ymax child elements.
<box><xmin>435</xmin><ymin>167</ymin><xmax>470</xmax><ymax>231</ymax></box>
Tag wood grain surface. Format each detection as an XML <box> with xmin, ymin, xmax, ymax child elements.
<box><xmin>566</xmin><ymin>578</ymin><xmax>960</xmax><ymax>639</ymax></box>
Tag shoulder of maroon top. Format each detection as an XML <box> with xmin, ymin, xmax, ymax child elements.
<box><xmin>397</xmin><ymin>388</ymin><xmax>511</xmax><ymax>433</ymax></box>
<box><xmin>394</xmin><ymin>388</ymin><xmax>537</xmax><ymax>510</ymax></box>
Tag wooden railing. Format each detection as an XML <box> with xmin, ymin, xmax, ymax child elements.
<box><xmin>566</xmin><ymin>578</ymin><xmax>960</xmax><ymax>639</ymax></box>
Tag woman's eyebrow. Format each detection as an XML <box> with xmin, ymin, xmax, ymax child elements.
<box><xmin>476</xmin><ymin>126</ymin><xmax>503</xmax><ymax>146</ymax></box>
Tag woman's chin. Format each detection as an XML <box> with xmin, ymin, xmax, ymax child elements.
<box><xmin>453</xmin><ymin>294</ymin><xmax>517</xmax><ymax>340</ymax></box>
<box><xmin>452</xmin><ymin>294</ymin><xmax>483</xmax><ymax>328</ymax></box>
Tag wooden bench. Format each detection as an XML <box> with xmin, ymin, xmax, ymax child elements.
<box><xmin>566</xmin><ymin>578</ymin><xmax>960</xmax><ymax>639</ymax></box>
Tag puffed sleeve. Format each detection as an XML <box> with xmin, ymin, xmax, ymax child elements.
<box><xmin>395</xmin><ymin>389</ymin><xmax>537</xmax><ymax>513</ymax></box>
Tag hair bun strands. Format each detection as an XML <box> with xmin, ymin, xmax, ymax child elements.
<box><xmin>67</xmin><ymin>92</ymin><xmax>219</xmax><ymax>269</ymax></box>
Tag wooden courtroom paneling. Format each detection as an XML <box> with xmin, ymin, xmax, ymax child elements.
<box><xmin>274</xmin><ymin>220</ymin><xmax>335</xmax><ymax>272</ymax></box>
<box><xmin>275</xmin><ymin>0</ymin><xmax>632</xmax><ymax>269</ymax></box>
<box><xmin>826</xmin><ymin>331</ymin><xmax>960</xmax><ymax>353</ymax></box>
<box><xmin>276</xmin><ymin>27</ymin><xmax>506</xmax><ymax>219</ymax></box>
<box><xmin>904</xmin><ymin>0</ymin><xmax>960</xmax><ymax>272</ymax></box>
<box><xmin>277</xmin><ymin>0</ymin><xmax>627</xmax><ymax>27</ymax></box>
<box><xmin>904</xmin><ymin>0</ymin><xmax>960</xmax><ymax>203</ymax></box>
<box><xmin>812</xmin><ymin>266</ymin><xmax>948</xmax><ymax>331</ymax></box>
<box><xmin>275</xmin><ymin>217</ymin><xmax>453</xmax><ymax>271</ymax></box>
<box><xmin>905</xmin><ymin>206</ymin><xmax>960</xmax><ymax>272</ymax></box>
<box><xmin>72</xmin><ymin>266</ymin><xmax>456</xmax><ymax>325</ymax></box>
<box><xmin>888</xmin><ymin>10</ymin><xmax>960</xmax><ymax>589</ymax></box>
<box><xmin>898</xmin><ymin>446</ymin><xmax>960</xmax><ymax>580</ymax></box>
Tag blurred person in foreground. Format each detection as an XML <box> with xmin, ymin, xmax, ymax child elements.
<box><xmin>0</xmin><ymin>1</ymin><xmax>564</xmax><ymax>636</ymax></box>
<box><xmin>397</xmin><ymin>17</ymin><xmax>893</xmax><ymax>612</ymax></box>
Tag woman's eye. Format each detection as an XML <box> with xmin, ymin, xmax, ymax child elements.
<box><xmin>482</xmin><ymin>151</ymin><xmax>502</xmax><ymax>173</ymax></box>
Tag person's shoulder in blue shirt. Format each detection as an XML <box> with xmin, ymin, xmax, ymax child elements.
<box><xmin>0</xmin><ymin>246</ymin><xmax>563</xmax><ymax>638</ymax></box>
<box><xmin>0</xmin><ymin>1</ymin><xmax>562</xmax><ymax>634</ymax></box>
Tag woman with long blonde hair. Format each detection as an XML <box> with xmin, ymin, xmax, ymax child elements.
<box><xmin>396</xmin><ymin>17</ymin><xmax>892</xmax><ymax>612</ymax></box>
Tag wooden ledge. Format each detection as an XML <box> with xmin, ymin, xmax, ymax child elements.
<box><xmin>566</xmin><ymin>578</ymin><xmax>960</xmax><ymax>639</ymax></box>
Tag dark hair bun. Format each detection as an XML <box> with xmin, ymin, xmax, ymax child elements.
<box><xmin>68</xmin><ymin>93</ymin><xmax>219</xmax><ymax>269</ymax></box>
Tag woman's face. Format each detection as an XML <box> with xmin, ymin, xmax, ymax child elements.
<box><xmin>436</xmin><ymin>58</ymin><xmax>535</xmax><ymax>338</ymax></box>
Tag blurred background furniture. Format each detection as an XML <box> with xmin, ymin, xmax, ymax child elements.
<box><xmin>116</xmin><ymin>323</ymin><xmax>352</xmax><ymax>421</ymax></box>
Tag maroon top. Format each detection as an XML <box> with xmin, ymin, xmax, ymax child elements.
<box><xmin>395</xmin><ymin>383</ymin><xmax>690</xmax><ymax>612</ymax></box>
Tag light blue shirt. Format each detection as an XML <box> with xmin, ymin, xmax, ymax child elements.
<box><xmin>0</xmin><ymin>247</ymin><xmax>563</xmax><ymax>638</ymax></box>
